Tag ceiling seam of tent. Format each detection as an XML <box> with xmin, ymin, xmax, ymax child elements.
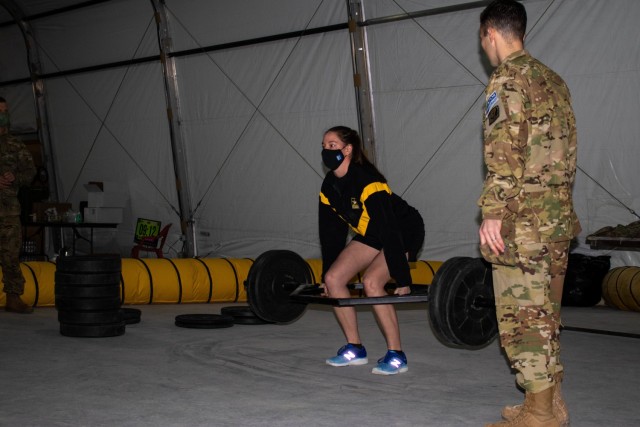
<box><xmin>0</xmin><ymin>0</ymin><xmax>109</xmax><ymax>27</ymax></box>
<box><xmin>0</xmin><ymin>2</ymin><xmax>499</xmax><ymax>89</ymax></box>
<box><xmin>162</xmin><ymin>1</ymin><xmax>330</xmax><ymax>215</ymax></box>
<box><xmin>364</xmin><ymin>0</ymin><xmax>490</xmax><ymax>27</ymax></box>
<box><xmin>0</xmin><ymin>25</ymin><xmax>348</xmax><ymax>88</ymax></box>
<box><xmin>387</xmin><ymin>0</ymin><xmax>485</xmax><ymax>89</ymax></box>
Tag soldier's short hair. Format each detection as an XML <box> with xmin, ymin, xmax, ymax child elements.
<box><xmin>480</xmin><ymin>0</ymin><xmax>527</xmax><ymax>43</ymax></box>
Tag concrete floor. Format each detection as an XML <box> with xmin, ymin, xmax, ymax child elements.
<box><xmin>2</xmin><ymin>303</ymin><xmax>639</xmax><ymax>427</ymax></box>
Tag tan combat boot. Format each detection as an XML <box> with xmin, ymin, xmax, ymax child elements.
<box><xmin>5</xmin><ymin>294</ymin><xmax>34</xmax><ymax>314</ymax></box>
<box><xmin>486</xmin><ymin>387</ymin><xmax>559</xmax><ymax>427</ymax></box>
<box><xmin>501</xmin><ymin>373</ymin><xmax>569</xmax><ymax>427</ymax></box>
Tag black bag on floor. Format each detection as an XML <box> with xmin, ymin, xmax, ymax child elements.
<box><xmin>562</xmin><ymin>253</ymin><xmax>610</xmax><ymax>307</ymax></box>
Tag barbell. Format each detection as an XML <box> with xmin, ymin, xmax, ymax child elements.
<box><xmin>244</xmin><ymin>250</ymin><xmax>498</xmax><ymax>350</ymax></box>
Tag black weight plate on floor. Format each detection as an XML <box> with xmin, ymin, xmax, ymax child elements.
<box><xmin>246</xmin><ymin>250</ymin><xmax>311</xmax><ymax>324</ymax></box>
<box><xmin>431</xmin><ymin>257</ymin><xmax>498</xmax><ymax>350</ymax></box>
<box><xmin>428</xmin><ymin>257</ymin><xmax>472</xmax><ymax>347</ymax></box>
<box><xmin>174</xmin><ymin>314</ymin><xmax>234</xmax><ymax>329</ymax></box>
<box><xmin>56</xmin><ymin>255</ymin><xmax>122</xmax><ymax>274</ymax></box>
<box><xmin>220</xmin><ymin>305</ymin><xmax>257</xmax><ymax>318</ymax></box>
<box><xmin>55</xmin><ymin>284</ymin><xmax>120</xmax><ymax>298</ymax></box>
<box><xmin>55</xmin><ymin>296</ymin><xmax>121</xmax><ymax>312</ymax></box>
<box><xmin>60</xmin><ymin>321</ymin><xmax>126</xmax><ymax>338</ymax></box>
<box><xmin>55</xmin><ymin>272</ymin><xmax>121</xmax><ymax>286</ymax></box>
<box><xmin>122</xmin><ymin>308</ymin><xmax>142</xmax><ymax>325</ymax></box>
<box><xmin>221</xmin><ymin>306</ymin><xmax>272</xmax><ymax>325</ymax></box>
<box><xmin>231</xmin><ymin>316</ymin><xmax>273</xmax><ymax>325</ymax></box>
<box><xmin>58</xmin><ymin>309</ymin><xmax>123</xmax><ymax>325</ymax></box>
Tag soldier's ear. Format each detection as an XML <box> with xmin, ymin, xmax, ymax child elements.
<box><xmin>487</xmin><ymin>27</ymin><xmax>497</xmax><ymax>44</ymax></box>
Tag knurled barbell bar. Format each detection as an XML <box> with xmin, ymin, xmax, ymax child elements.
<box><xmin>244</xmin><ymin>250</ymin><xmax>498</xmax><ymax>350</ymax></box>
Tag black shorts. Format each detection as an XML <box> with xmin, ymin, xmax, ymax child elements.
<box><xmin>352</xmin><ymin>215</ymin><xmax>425</xmax><ymax>262</ymax></box>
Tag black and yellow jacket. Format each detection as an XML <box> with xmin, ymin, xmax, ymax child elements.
<box><xmin>319</xmin><ymin>163</ymin><xmax>419</xmax><ymax>286</ymax></box>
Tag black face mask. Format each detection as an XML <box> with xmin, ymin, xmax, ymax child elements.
<box><xmin>321</xmin><ymin>148</ymin><xmax>345</xmax><ymax>171</ymax></box>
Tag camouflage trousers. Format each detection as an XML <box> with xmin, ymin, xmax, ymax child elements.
<box><xmin>1</xmin><ymin>215</ymin><xmax>26</xmax><ymax>295</ymax></box>
<box><xmin>492</xmin><ymin>240</ymin><xmax>570</xmax><ymax>393</ymax></box>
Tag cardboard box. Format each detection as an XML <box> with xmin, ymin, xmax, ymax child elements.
<box><xmin>87</xmin><ymin>191</ymin><xmax>127</xmax><ymax>208</ymax></box>
<box><xmin>83</xmin><ymin>207</ymin><xmax>123</xmax><ymax>224</ymax></box>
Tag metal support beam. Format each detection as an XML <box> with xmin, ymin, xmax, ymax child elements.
<box><xmin>346</xmin><ymin>0</ymin><xmax>377</xmax><ymax>162</ymax></box>
<box><xmin>0</xmin><ymin>0</ymin><xmax>59</xmax><ymax>202</ymax></box>
<box><xmin>150</xmin><ymin>0</ymin><xmax>195</xmax><ymax>257</ymax></box>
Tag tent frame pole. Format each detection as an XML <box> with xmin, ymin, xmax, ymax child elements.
<box><xmin>0</xmin><ymin>0</ymin><xmax>59</xmax><ymax>202</ymax></box>
<box><xmin>347</xmin><ymin>0</ymin><xmax>377</xmax><ymax>163</ymax></box>
<box><xmin>151</xmin><ymin>0</ymin><xmax>195</xmax><ymax>257</ymax></box>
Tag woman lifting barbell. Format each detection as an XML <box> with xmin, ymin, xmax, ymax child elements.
<box><xmin>319</xmin><ymin>126</ymin><xmax>425</xmax><ymax>375</ymax></box>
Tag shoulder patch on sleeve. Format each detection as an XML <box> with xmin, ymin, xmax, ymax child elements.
<box><xmin>487</xmin><ymin>105</ymin><xmax>500</xmax><ymax>125</ymax></box>
<box><xmin>484</xmin><ymin>90</ymin><xmax>507</xmax><ymax>133</ymax></box>
<box><xmin>485</xmin><ymin>91</ymin><xmax>499</xmax><ymax>118</ymax></box>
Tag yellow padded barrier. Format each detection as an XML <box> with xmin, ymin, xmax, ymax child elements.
<box><xmin>120</xmin><ymin>258</ymin><xmax>253</xmax><ymax>305</ymax></box>
<box><xmin>1</xmin><ymin>257</ymin><xmax>441</xmax><ymax>308</ymax></box>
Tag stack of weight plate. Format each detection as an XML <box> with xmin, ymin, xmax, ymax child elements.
<box><xmin>55</xmin><ymin>254</ymin><xmax>125</xmax><ymax>337</ymax></box>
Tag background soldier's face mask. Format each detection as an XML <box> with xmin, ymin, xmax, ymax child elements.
<box><xmin>0</xmin><ymin>112</ymin><xmax>10</xmax><ymax>128</ymax></box>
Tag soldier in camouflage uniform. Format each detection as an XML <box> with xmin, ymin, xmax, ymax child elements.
<box><xmin>0</xmin><ymin>97</ymin><xmax>36</xmax><ymax>314</ymax></box>
<box><xmin>477</xmin><ymin>2</ymin><xmax>581</xmax><ymax>426</ymax></box>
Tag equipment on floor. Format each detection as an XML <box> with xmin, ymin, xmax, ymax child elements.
<box><xmin>174</xmin><ymin>313</ymin><xmax>235</xmax><ymax>329</ymax></box>
<box><xmin>244</xmin><ymin>250</ymin><xmax>498</xmax><ymax>350</ymax></box>
<box><xmin>55</xmin><ymin>254</ymin><xmax>125</xmax><ymax>337</ymax></box>
<box><xmin>221</xmin><ymin>305</ymin><xmax>271</xmax><ymax>325</ymax></box>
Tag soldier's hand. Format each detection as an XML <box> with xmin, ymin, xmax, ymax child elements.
<box><xmin>0</xmin><ymin>172</ymin><xmax>14</xmax><ymax>188</ymax></box>
<box><xmin>479</xmin><ymin>218</ymin><xmax>505</xmax><ymax>256</ymax></box>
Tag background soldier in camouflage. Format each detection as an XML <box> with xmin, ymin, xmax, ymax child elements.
<box><xmin>477</xmin><ymin>1</ymin><xmax>581</xmax><ymax>426</ymax></box>
<box><xmin>0</xmin><ymin>96</ymin><xmax>36</xmax><ymax>313</ymax></box>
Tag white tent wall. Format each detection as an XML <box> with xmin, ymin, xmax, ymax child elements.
<box><xmin>174</xmin><ymin>32</ymin><xmax>357</xmax><ymax>258</ymax></box>
<box><xmin>23</xmin><ymin>1</ymin><xmax>183</xmax><ymax>255</ymax></box>
<box><xmin>0</xmin><ymin>19</ymin><xmax>27</xmax><ymax>81</ymax></box>
<box><xmin>361</xmin><ymin>0</ymin><xmax>640</xmax><ymax>267</ymax></box>
<box><xmin>33</xmin><ymin>1</ymin><xmax>158</xmax><ymax>73</ymax></box>
<box><xmin>0</xmin><ymin>0</ymin><xmax>638</xmax><ymax>267</ymax></box>
<box><xmin>165</xmin><ymin>0</ymin><xmax>356</xmax><ymax>258</ymax></box>
<box><xmin>44</xmin><ymin>64</ymin><xmax>182</xmax><ymax>253</ymax></box>
<box><xmin>166</xmin><ymin>0</ymin><xmax>347</xmax><ymax>49</ymax></box>
<box><xmin>365</xmin><ymin>7</ymin><xmax>490</xmax><ymax>261</ymax></box>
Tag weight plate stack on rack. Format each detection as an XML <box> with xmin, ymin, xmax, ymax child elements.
<box><xmin>55</xmin><ymin>254</ymin><xmax>125</xmax><ymax>338</ymax></box>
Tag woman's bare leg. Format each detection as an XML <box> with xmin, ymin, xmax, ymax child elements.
<box><xmin>361</xmin><ymin>251</ymin><xmax>402</xmax><ymax>350</ymax></box>
<box><xmin>324</xmin><ymin>241</ymin><xmax>379</xmax><ymax>344</ymax></box>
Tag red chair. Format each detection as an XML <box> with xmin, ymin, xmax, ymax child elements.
<box><xmin>131</xmin><ymin>223</ymin><xmax>172</xmax><ymax>258</ymax></box>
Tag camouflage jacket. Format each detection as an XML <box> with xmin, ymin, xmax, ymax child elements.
<box><xmin>0</xmin><ymin>133</ymin><xmax>36</xmax><ymax>216</ymax></box>
<box><xmin>478</xmin><ymin>50</ymin><xmax>581</xmax><ymax>244</ymax></box>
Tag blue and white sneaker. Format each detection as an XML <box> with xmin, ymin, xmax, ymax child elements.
<box><xmin>371</xmin><ymin>350</ymin><xmax>408</xmax><ymax>375</ymax></box>
<box><xmin>326</xmin><ymin>344</ymin><xmax>368</xmax><ymax>367</ymax></box>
